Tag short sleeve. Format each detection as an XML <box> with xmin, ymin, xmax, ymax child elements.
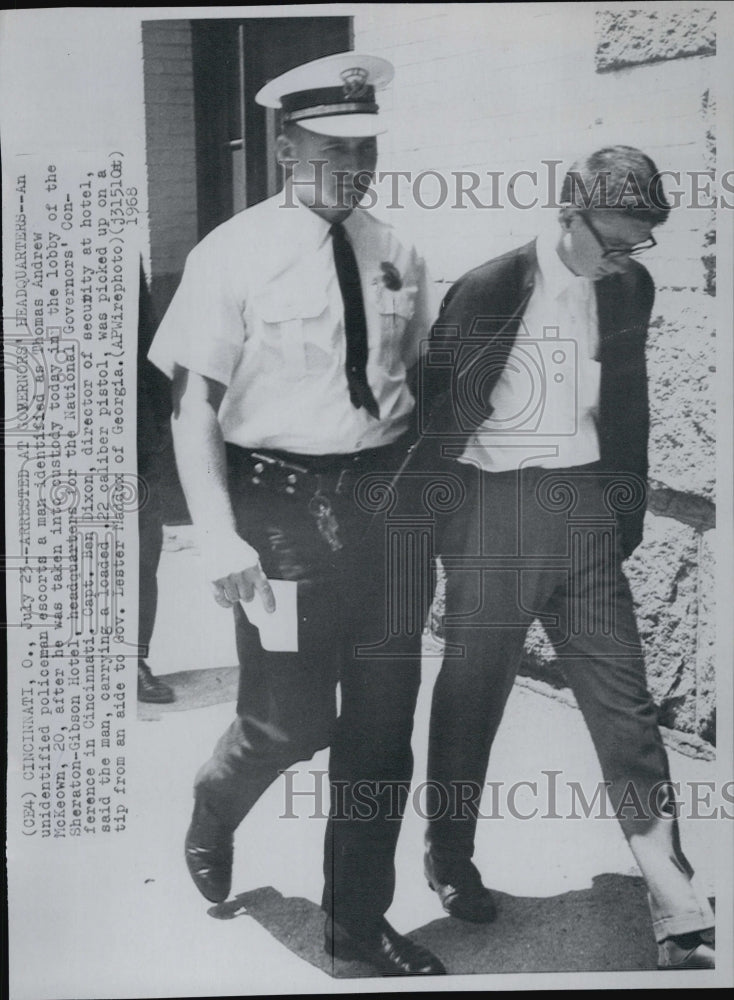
<box><xmin>148</xmin><ymin>240</ymin><xmax>246</xmax><ymax>386</ymax></box>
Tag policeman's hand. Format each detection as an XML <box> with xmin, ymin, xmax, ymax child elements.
<box><xmin>211</xmin><ymin>562</ymin><xmax>276</xmax><ymax>612</ymax></box>
<box><xmin>199</xmin><ymin>530</ymin><xmax>276</xmax><ymax>613</ymax></box>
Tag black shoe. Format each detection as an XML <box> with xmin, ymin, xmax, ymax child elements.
<box><xmin>137</xmin><ymin>662</ymin><xmax>175</xmax><ymax>704</ymax></box>
<box><xmin>658</xmin><ymin>933</ymin><xmax>715</xmax><ymax>969</ymax></box>
<box><xmin>184</xmin><ymin>799</ymin><xmax>233</xmax><ymax>903</ymax></box>
<box><xmin>425</xmin><ymin>852</ymin><xmax>497</xmax><ymax>923</ymax></box>
<box><xmin>325</xmin><ymin>917</ymin><xmax>446</xmax><ymax>976</ymax></box>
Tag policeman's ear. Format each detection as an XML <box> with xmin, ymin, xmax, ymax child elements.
<box><xmin>559</xmin><ymin>205</ymin><xmax>575</xmax><ymax>230</ymax></box>
<box><xmin>276</xmin><ymin>130</ymin><xmax>304</xmax><ymax>166</ymax></box>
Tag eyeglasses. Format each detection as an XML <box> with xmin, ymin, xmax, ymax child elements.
<box><xmin>579</xmin><ymin>212</ymin><xmax>657</xmax><ymax>258</ymax></box>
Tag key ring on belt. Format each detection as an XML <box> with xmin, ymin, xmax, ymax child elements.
<box><xmin>308</xmin><ymin>474</ymin><xmax>343</xmax><ymax>552</ymax></box>
<box><xmin>248</xmin><ymin>453</ymin><xmax>344</xmax><ymax>552</ymax></box>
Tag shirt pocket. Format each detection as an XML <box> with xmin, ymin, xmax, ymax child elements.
<box><xmin>253</xmin><ymin>287</ymin><xmax>330</xmax><ymax>378</ymax></box>
<box><xmin>374</xmin><ymin>283</ymin><xmax>417</xmax><ymax>371</ymax></box>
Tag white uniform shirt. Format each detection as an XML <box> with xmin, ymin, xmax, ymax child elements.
<box><xmin>149</xmin><ymin>184</ymin><xmax>432</xmax><ymax>455</ymax></box>
<box><xmin>461</xmin><ymin>231</ymin><xmax>602</xmax><ymax>472</ymax></box>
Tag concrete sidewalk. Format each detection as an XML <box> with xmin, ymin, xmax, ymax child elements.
<box><xmin>134</xmin><ymin>675</ymin><xmax>721</xmax><ymax>983</ymax></box>
<box><xmin>13</xmin><ymin>542</ymin><xmax>725</xmax><ymax>998</ymax></box>
<box><xmin>138</xmin><ymin>543</ymin><xmax>727</xmax><ymax>987</ymax></box>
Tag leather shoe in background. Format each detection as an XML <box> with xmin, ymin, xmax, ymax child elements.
<box><xmin>425</xmin><ymin>852</ymin><xmax>497</xmax><ymax>923</ymax></box>
<box><xmin>325</xmin><ymin>916</ymin><xmax>446</xmax><ymax>976</ymax></box>
<box><xmin>137</xmin><ymin>661</ymin><xmax>175</xmax><ymax>704</ymax></box>
<box><xmin>185</xmin><ymin>798</ymin><xmax>234</xmax><ymax>903</ymax></box>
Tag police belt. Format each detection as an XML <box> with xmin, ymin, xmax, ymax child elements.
<box><xmin>225</xmin><ymin>440</ymin><xmax>408</xmax><ymax>553</ymax></box>
<box><xmin>225</xmin><ymin>439</ymin><xmax>407</xmax><ymax>497</ymax></box>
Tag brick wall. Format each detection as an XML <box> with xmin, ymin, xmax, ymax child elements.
<box><xmin>141</xmin><ymin>20</ymin><xmax>199</xmax><ymax>322</ymax></box>
<box><xmin>353</xmin><ymin>4</ymin><xmax>719</xmax><ymax>745</ymax></box>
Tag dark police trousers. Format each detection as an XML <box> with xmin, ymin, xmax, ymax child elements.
<box><xmin>427</xmin><ymin>462</ymin><xmax>714</xmax><ymax>941</ymax></box>
<box><xmin>193</xmin><ymin>442</ymin><xmax>421</xmax><ymax>933</ymax></box>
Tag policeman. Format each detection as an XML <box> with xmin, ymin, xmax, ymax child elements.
<box><xmin>149</xmin><ymin>52</ymin><xmax>445</xmax><ymax>977</ymax></box>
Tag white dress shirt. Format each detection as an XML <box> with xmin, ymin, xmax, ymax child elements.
<box><xmin>149</xmin><ymin>183</ymin><xmax>431</xmax><ymax>454</ymax></box>
<box><xmin>460</xmin><ymin>231</ymin><xmax>601</xmax><ymax>472</ymax></box>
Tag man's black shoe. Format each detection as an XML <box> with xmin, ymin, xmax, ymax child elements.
<box><xmin>325</xmin><ymin>917</ymin><xmax>446</xmax><ymax>976</ymax></box>
<box><xmin>658</xmin><ymin>933</ymin><xmax>715</xmax><ymax>969</ymax></box>
<box><xmin>425</xmin><ymin>852</ymin><xmax>497</xmax><ymax>923</ymax></box>
<box><xmin>184</xmin><ymin>799</ymin><xmax>233</xmax><ymax>903</ymax></box>
<box><xmin>137</xmin><ymin>661</ymin><xmax>175</xmax><ymax>704</ymax></box>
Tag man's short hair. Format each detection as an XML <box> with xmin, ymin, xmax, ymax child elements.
<box><xmin>560</xmin><ymin>145</ymin><xmax>671</xmax><ymax>225</ymax></box>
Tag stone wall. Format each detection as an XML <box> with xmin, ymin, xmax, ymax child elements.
<box><xmin>595</xmin><ymin>7</ymin><xmax>716</xmax><ymax>70</ymax></box>
<box><xmin>354</xmin><ymin>4</ymin><xmax>718</xmax><ymax>745</ymax></box>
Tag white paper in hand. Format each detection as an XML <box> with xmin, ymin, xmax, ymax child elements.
<box><xmin>240</xmin><ymin>579</ymin><xmax>298</xmax><ymax>652</ymax></box>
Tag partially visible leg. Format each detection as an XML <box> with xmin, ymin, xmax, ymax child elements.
<box><xmin>186</xmin><ymin>592</ymin><xmax>339</xmax><ymax>903</ymax></box>
<box><xmin>322</xmin><ymin>652</ymin><xmax>421</xmax><ymax>932</ymax></box>
<box><xmin>543</xmin><ymin>525</ymin><xmax>714</xmax><ymax>953</ymax></box>
<box><xmin>194</xmin><ymin>600</ymin><xmax>338</xmax><ymax>830</ymax></box>
<box><xmin>627</xmin><ymin>814</ymin><xmax>714</xmax><ymax>947</ymax></box>
<box><xmin>426</xmin><ymin>588</ymin><xmax>529</xmax><ymax>864</ymax></box>
<box><xmin>137</xmin><ymin>493</ymin><xmax>161</xmax><ymax>663</ymax></box>
<box><xmin>186</xmin><ymin>478</ymin><xmax>340</xmax><ymax>902</ymax></box>
<box><xmin>137</xmin><ymin>469</ymin><xmax>175</xmax><ymax>703</ymax></box>
<box><xmin>320</xmin><ymin>539</ymin><xmax>444</xmax><ymax>976</ymax></box>
<box><xmin>424</xmin><ymin>468</ymin><xmax>558</xmax><ymax>921</ymax></box>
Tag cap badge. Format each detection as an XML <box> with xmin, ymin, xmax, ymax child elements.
<box><xmin>340</xmin><ymin>67</ymin><xmax>370</xmax><ymax>101</ymax></box>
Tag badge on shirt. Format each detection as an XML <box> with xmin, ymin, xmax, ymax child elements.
<box><xmin>379</xmin><ymin>261</ymin><xmax>402</xmax><ymax>291</ymax></box>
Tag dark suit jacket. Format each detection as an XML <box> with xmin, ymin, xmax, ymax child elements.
<box><xmin>405</xmin><ymin>239</ymin><xmax>655</xmax><ymax>557</ymax></box>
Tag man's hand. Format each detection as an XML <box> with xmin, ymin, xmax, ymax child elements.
<box><xmin>211</xmin><ymin>562</ymin><xmax>276</xmax><ymax>611</ymax></box>
<box><xmin>168</xmin><ymin>369</ymin><xmax>277</xmax><ymax>615</ymax></box>
<box><xmin>199</xmin><ymin>530</ymin><xmax>276</xmax><ymax>613</ymax></box>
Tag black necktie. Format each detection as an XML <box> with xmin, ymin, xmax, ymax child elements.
<box><xmin>330</xmin><ymin>221</ymin><xmax>380</xmax><ymax>419</ymax></box>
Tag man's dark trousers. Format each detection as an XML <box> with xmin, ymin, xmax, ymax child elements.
<box><xmin>193</xmin><ymin>443</ymin><xmax>422</xmax><ymax>934</ymax></box>
<box><xmin>426</xmin><ymin>461</ymin><xmax>682</xmax><ymax>856</ymax></box>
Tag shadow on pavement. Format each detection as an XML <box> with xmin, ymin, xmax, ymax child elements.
<box><xmin>137</xmin><ymin>666</ymin><xmax>238</xmax><ymax>721</ymax></box>
<box><xmin>203</xmin><ymin>874</ymin><xmax>665</xmax><ymax>977</ymax></box>
<box><xmin>207</xmin><ymin>886</ymin><xmax>372</xmax><ymax>979</ymax></box>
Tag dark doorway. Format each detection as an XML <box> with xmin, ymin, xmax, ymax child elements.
<box><xmin>192</xmin><ymin>17</ymin><xmax>352</xmax><ymax>240</ymax></box>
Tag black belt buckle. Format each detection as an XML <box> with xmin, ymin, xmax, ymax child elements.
<box><xmin>249</xmin><ymin>451</ymin><xmax>310</xmax><ymax>495</ymax></box>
